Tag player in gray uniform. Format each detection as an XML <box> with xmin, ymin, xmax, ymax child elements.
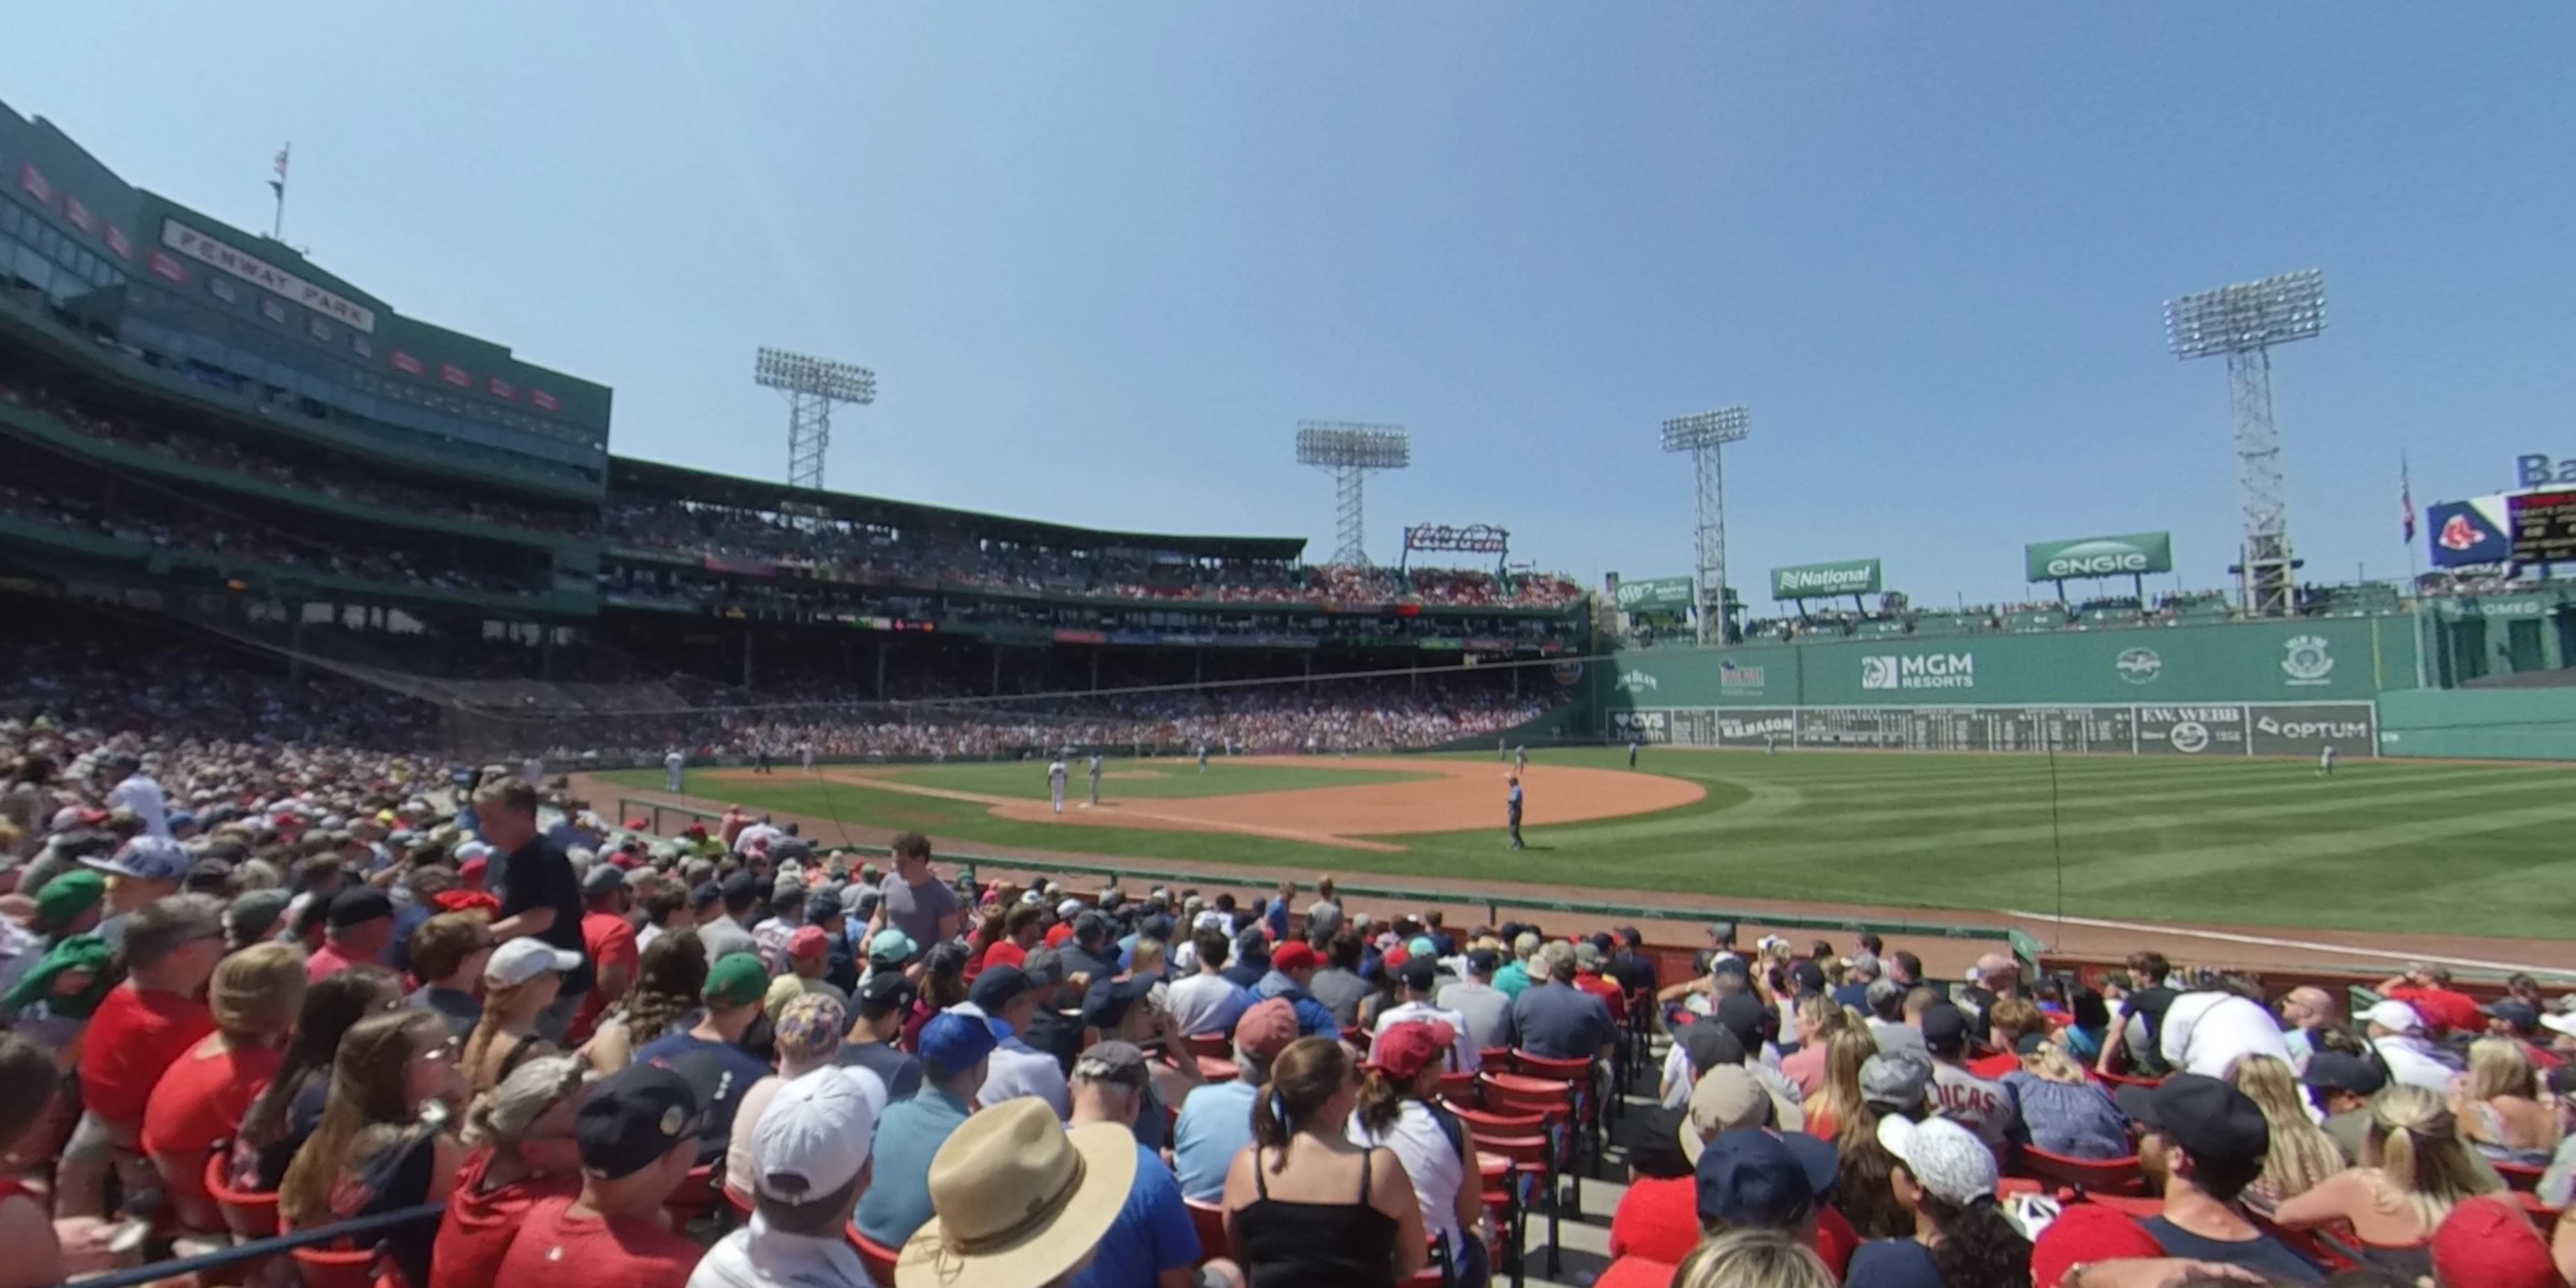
<box><xmin>1047</xmin><ymin>757</ymin><xmax>1069</xmax><ymax>813</ymax></box>
<box><xmin>1627</xmin><ymin>738</ymin><xmax>1640</xmax><ymax>769</ymax></box>
<box><xmin>1505</xmin><ymin>775</ymin><xmax>1524</xmax><ymax>850</ymax></box>
<box><xmin>1513</xmin><ymin>746</ymin><xmax>1527</xmax><ymax>774</ymax></box>
<box><xmin>2318</xmin><ymin>744</ymin><xmax>2337</xmax><ymax>777</ymax></box>
<box><xmin>1087</xmin><ymin>752</ymin><xmax>1103</xmax><ymax>807</ymax></box>
<box><xmin>798</xmin><ymin>740</ymin><xmax>814</xmax><ymax>771</ymax></box>
<box><xmin>663</xmin><ymin>747</ymin><xmax>686</xmax><ymax>793</ymax></box>
<box><xmin>1196</xmin><ymin>743</ymin><xmax>1209</xmax><ymax>774</ymax></box>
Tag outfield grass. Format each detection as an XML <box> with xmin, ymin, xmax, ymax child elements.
<box><xmin>602</xmin><ymin>750</ymin><xmax>2576</xmax><ymax>939</ymax></box>
<box><xmin>861</xmin><ymin>759</ymin><xmax>1436</xmax><ymax>799</ymax></box>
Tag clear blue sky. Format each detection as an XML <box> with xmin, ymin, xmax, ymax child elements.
<box><xmin>8</xmin><ymin>4</ymin><xmax>2572</xmax><ymax>607</ymax></box>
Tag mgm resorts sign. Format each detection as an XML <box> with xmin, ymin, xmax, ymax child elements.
<box><xmin>2024</xmin><ymin>531</ymin><xmax>2174</xmax><ymax>582</ymax></box>
<box><xmin>1860</xmin><ymin>652</ymin><xmax>1975</xmax><ymax>691</ymax></box>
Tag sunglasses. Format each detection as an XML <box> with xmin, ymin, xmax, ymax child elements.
<box><xmin>416</xmin><ymin>1037</ymin><xmax>463</xmax><ymax>1064</ymax></box>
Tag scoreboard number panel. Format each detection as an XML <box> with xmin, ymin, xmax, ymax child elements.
<box><xmin>2508</xmin><ymin>490</ymin><xmax>2576</xmax><ymax>564</ymax></box>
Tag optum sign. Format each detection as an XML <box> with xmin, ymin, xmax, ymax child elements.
<box><xmin>1771</xmin><ymin>558</ymin><xmax>1883</xmax><ymax>600</ymax></box>
<box><xmin>2024</xmin><ymin>532</ymin><xmax>2174</xmax><ymax>581</ymax></box>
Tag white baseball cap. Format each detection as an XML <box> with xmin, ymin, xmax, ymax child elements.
<box><xmin>485</xmin><ymin>938</ymin><xmax>580</xmax><ymax>988</ymax></box>
<box><xmin>2540</xmin><ymin>1011</ymin><xmax>2576</xmax><ymax>1040</ymax></box>
<box><xmin>753</xmin><ymin>1067</ymin><xmax>878</xmax><ymax>1202</ymax></box>
<box><xmin>1876</xmin><ymin>1115</ymin><xmax>1996</xmax><ymax>1208</ymax></box>
<box><xmin>2362</xmin><ymin>999</ymin><xmax>2424</xmax><ymax>1035</ymax></box>
<box><xmin>1056</xmin><ymin>898</ymin><xmax>1085</xmax><ymax>919</ymax></box>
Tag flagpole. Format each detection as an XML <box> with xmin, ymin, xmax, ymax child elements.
<box><xmin>2402</xmin><ymin>452</ymin><xmax>2421</xmax><ymax>585</ymax></box>
<box><xmin>269</xmin><ymin>143</ymin><xmax>289</xmax><ymax>241</ymax></box>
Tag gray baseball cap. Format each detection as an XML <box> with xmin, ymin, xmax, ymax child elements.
<box><xmin>1860</xmin><ymin>1051</ymin><xmax>1934</xmax><ymax>1111</ymax></box>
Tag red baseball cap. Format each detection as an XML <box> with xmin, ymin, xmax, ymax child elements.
<box><xmin>1383</xmin><ymin>946</ymin><xmax>1411</xmax><ymax>970</ymax></box>
<box><xmin>458</xmin><ymin>857</ymin><xmax>489</xmax><ymax>885</ymax></box>
<box><xmin>2432</xmin><ymin>1196</ymin><xmax>2561</xmax><ymax>1288</ymax></box>
<box><xmin>1369</xmin><ymin>1020</ymin><xmax>1457</xmax><ymax>1081</ymax></box>
<box><xmin>790</xmin><ymin>925</ymin><xmax>830</xmax><ymax>960</ymax></box>
<box><xmin>2030</xmin><ymin>1203</ymin><xmax>2166</xmax><ymax>1288</ymax></box>
<box><xmin>1272</xmin><ymin>941</ymin><xmax>1319</xmax><ymax>973</ymax></box>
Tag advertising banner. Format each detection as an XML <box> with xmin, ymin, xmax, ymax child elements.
<box><xmin>2131</xmin><ymin>706</ymin><xmax>2250</xmax><ymax>756</ymax></box>
<box><xmin>1770</xmin><ymin>558</ymin><xmax>1883</xmax><ymax>600</ymax></box>
<box><xmin>2024</xmin><ymin>532</ymin><xmax>2174</xmax><ymax>581</ymax></box>
<box><xmin>2427</xmin><ymin>497</ymin><xmax>2512</xmax><ymax>567</ymax></box>
<box><xmin>1613</xmin><ymin>576</ymin><xmax>1697</xmax><ymax>612</ymax></box>
<box><xmin>2245</xmin><ymin>704</ymin><xmax>2376</xmax><ymax>757</ymax></box>
<box><xmin>1607</xmin><ymin>701</ymin><xmax>2374</xmax><ymax>758</ymax></box>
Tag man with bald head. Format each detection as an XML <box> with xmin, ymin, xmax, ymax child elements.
<box><xmin>2277</xmin><ymin>986</ymin><xmax>2340</xmax><ymax>1067</ymax></box>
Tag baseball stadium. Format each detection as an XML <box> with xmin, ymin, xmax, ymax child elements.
<box><xmin>5</xmin><ymin>25</ymin><xmax>2576</xmax><ymax>1288</ymax></box>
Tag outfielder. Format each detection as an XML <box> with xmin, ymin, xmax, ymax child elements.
<box><xmin>1087</xmin><ymin>752</ymin><xmax>1103</xmax><ymax>807</ymax></box>
<box><xmin>2318</xmin><ymin>744</ymin><xmax>2337</xmax><ymax>777</ymax></box>
<box><xmin>1196</xmin><ymin>742</ymin><xmax>1209</xmax><ymax>774</ymax></box>
<box><xmin>1627</xmin><ymin>737</ymin><xmax>1640</xmax><ymax>769</ymax></box>
<box><xmin>663</xmin><ymin>747</ymin><xmax>685</xmax><ymax>793</ymax></box>
<box><xmin>1048</xmin><ymin>756</ymin><xmax>1069</xmax><ymax>813</ymax></box>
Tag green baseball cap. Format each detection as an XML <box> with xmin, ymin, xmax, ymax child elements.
<box><xmin>34</xmin><ymin>870</ymin><xmax>105</xmax><ymax>930</ymax></box>
<box><xmin>704</xmin><ymin>952</ymin><xmax>771</xmax><ymax>1008</ymax></box>
<box><xmin>867</xmin><ymin>929</ymin><xmax>919</xmax><ymax>966</ymax></box>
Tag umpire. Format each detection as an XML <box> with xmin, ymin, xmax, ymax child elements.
<box><xmin>1506</xmin><ymin>774</ymin><xmax>1524</xmax><ymax>850</ymax></box>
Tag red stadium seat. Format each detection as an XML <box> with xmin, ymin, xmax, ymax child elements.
<box><xmin>1185</xmin><ymin>1197</ymin><xmax>1231</xmax><ymax>1264</ymax></box>
<box><xmin>287</xmin><ymin>1246</ymin><xmax>381</xmax><ymax>1288</ymax></box>
<box><xmin>2496</xmin><ymin>1160</ymin><xmax>2545</xmax><ymax>1192</ymax></box>
<box><xmin>846</xmin><ymin>1224</ymin><xmax>904</xmax><ymax>1285</ymax></box>
<box><xmin>1183</xmin><ymin>1032</ymin><xmax>1230</xmax><ymax>1062</ymax></box>
<box><xmin>664</xmin><ymin>1163</ymin><xmax>723</xmax><ymax>1224</ymax></box>
<box><xmin>2009</xmin><ymin>1146</ymin><xmax>2146</xmax><ymax>1197</ymax></box>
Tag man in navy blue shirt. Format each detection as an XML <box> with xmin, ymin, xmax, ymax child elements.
<box><xmin>2117</xmin><ymin>1074</ymin><xmax>2324</xmax><ymax>1284</ymax></box>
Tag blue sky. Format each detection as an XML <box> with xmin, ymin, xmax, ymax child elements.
<box><xmin>8</xmin><ymin>4</ymin><xmax>2572</xmax><ymax>607</ymax></box>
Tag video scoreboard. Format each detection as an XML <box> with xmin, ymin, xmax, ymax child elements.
<box><xmin>2507</xmin><ymin>490</ymin><xmax>2576</xmax><ymax>565</ymax></box>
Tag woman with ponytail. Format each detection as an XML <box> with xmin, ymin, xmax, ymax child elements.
<box><xmin>1844</xmin><ymin>1115</ymin><xmax>2029</xmax><ymax>1288</ymax></box>
<box><xmin>1220</xmin><ymin>1035</ymin><xmax>1426</xmax><ymax>1288</ymax></box>
<box><xmin>426</xmin><ymin>1054</ymin><xmax>588</xmax><ymax>1288</ymax></box>
<box><xmin>2273</xmin><ymin>1083</ymin><xmax>2502</xmax><ymax>1277</ymax></box>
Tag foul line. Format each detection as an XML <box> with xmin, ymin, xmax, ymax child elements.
<box><xmin>2001</xmin><ymin>908</ymin><xmax>2576</xmax><ymax>979</ymax></box>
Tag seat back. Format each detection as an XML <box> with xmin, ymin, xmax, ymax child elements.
<box><xmin>1182</xmin><ymin>1032</ymin><xmax>1230</xmax><ymax>1062</ymax></box>
<box><xmin>2496</xmin><ymin>1161</ymin><xmax>2545</xmax><ymax>1193</ymax></box>
<box><xmin>288</xmin><ymin>1246</ymin><xmax>380</xmax><ymax>1288</ymax></box>
<box><xmin>205</xmin><ymin>1154</ymin><xmax>281</xmax><ymax>1241</ymax></box>
<box><xmin>1448</xmin><ymin>1103</ymin><xmax>1548</xmax><ymax>1140</ymax></box>
<box><xmin>1185</xmin><ymin>1197</ymin><xmax>1231</xmax><ymax>1264</ymax></box>
<box><xmin>664</xmin><ymin>1163</ymin><xmax>722</xmax><ymax>1222</ymax></box>
<box><xmin>1511</xmin><ymin>1051</ymin><xmax>1591</xmax><ymax>1083</ymax></box>
<box><xmin>1435</xmin><ymin>1069</ymin><xmax>1478</xmax><ymax>1105</ymax></box>
<box><xmin>1478</xmin><ymin>1073</ymin><xmax>1573</xmax><ymax>1123</ymax></box>
<box><xmin>2011</xmin><ymin>1147</ymin><xmax>2146</xmax><ymax>1197</ymax></box>
<box><xmin>845</xmin><ymin>1224</ymin><xmax>904</xmax><ymax>1285</ymax></box>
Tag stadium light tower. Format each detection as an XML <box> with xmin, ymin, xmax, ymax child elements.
<box><xmin>755</xmin><ymin>346</ymin><xmax>877</xmax><ymax>493</ymax></box>
<box><xmin>2164</xmin><ymin>269</ymin><xmax>2326</xmax><ymax>618</ymax></box>
<box><xmin>1296</xmin><ymin>422</ymin><xmax>1410</xmax><ymax>566</ymax></box>
<box><xmin>1662</xmin><ymin>407</ymin><xmax>1752</xmax><ymax>646</ymax></box>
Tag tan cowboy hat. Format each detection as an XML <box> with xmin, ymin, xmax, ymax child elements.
<box><xmin>897</xmin><ymin>1097</ymin><xmax>1137</xmax><ymax>1288</ymax></box>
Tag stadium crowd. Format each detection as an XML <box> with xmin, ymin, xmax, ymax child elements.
<box><xmin>0</xmin><ymin>711</ymin><xmax>2572</xmax><ymax>1288</ymax></box>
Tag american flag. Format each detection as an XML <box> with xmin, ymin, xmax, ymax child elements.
<box><xmin>269</xmin><ymin>145</ymin><xmax>289</xmax><ymax>199</ymax></box>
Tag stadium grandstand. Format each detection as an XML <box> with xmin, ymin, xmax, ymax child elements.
<box><xmin>12</xmin><ymin>47</ymin><xmax>2576</xmax><ymax>1288</ymax></box>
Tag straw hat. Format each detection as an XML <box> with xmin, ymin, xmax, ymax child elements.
<box><xmin>897</xmin><ymin>1098</ymin><xmax>1136</xmax><ymax>1288</ymax></box>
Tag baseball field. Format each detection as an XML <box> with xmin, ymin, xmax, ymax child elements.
<box><xmin>599</xmin><ymin>748</ymin><xmax>2576</xmax><ymax>943</ymax></box>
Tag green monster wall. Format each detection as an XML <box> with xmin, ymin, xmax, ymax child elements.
<box><xmin>1596</xmin><ymin>616</ymin><xmax>2419</xmax><ymax>758</ymax></box>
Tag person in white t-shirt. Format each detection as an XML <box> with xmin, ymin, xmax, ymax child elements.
<box><xmin>2362</xmin><ymin>999</ymin><xmax>2464</xmax><ymax>1092</ymax></box>
<box><xmin>103</xmin><ymin>753</ymin><xmax>169</xmax><ymax>839</ymax></box>
<box><xmin>1164</xmin><ymin>927</ymin><xmax>1253</xmax><ymax>1037</ymax></box>
<box><xmin>1350</xmin><ymin>1020</ymin><xmax>1487</xmax><ymax>1286</ymax></box>
<box><xmin>1370</xmin><ymin>956</ymin><xmax>1479</xmax><ymax>1074</ymax></box>
<box><xmin>2157</xmin><ymin>987</ymin><xmax>2295</xmax><ymax>1080</ymax></box>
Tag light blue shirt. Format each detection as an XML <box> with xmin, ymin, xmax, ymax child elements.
<box><xmin>852</xmin><ymin>1086</ymin><xmax>973</xmax><ymax>1247</ymax></box>
<box><xmin>1173</xmin><ymin>1080</ymin><xmax>1260</xmax><ymax>1202</ymax></box>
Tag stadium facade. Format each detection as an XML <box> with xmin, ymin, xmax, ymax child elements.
<box><xmin>0</xmin><ymin>101</ymin><xmax>1585</xmax><ymax>760</ymax></box>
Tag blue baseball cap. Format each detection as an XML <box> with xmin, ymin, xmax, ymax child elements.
<box><xmin>919</xmin><ymin>1010</ymin><xmax>997</xmax><ymax>1080</ymax></box>
<box><xmin>1696</xmin><ymin>1129</ymin><xmax>1838</xmax><ymax>1228</ymax></box>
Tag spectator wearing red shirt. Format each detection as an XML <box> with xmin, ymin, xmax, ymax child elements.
<box><xmin>64</xmin><ymin>894</ymin><xmax>225</xmax><ymax>1219</ymax></box>
<box><xmin>1573</xmin><ymin>941</ymin><xmax>1629</xmax><ymax>1024</ymax></box>
<box><xmin>304</xmin><ymin>887</ymin><xmax>397</xmax><ymax>983</ymax></box>
<box><xmin>981</xmin><ymin>902</ymin><xmax>1045</xmax><ymax>975</ymax></box>
<box><xmin>2377</xmin><ymin>963</ymin><xmax>2484</xmax><ymax>1037</ymax></box>
<box><xmin>569</xmin><ymin>866</ymin><xmax>638</xmax><ymax>1046</ymax></box>
<box><xmin>428</xmin><ymin>1053</ymin><xmax>589</xmax><ymax>1288</ymax></box>
<box><xmin>143</xmin><ymin>942</ymin><xmax>304</xmax><ymax>1232</ymax></box>
<box><xmin>497</xmin><ymin>1064</ymin><xmax>708</xmax><ymax>1288</ymax></box>
<box><xmin>1608</xmin><ymin>1109</ymin><xmax>1703</xmax><ymax>1264</ymax></box>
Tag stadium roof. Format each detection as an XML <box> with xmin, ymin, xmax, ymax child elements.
<box><xmin>608</xmin><ymin>458</ymin><xmax>1309</xmax><ymax>560</ymax></box>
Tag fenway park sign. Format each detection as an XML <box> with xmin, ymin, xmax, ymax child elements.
<box><xmin>161</xmin><ymin>219</ymin><xmax>378</xmax><ymax>333</ymax></box>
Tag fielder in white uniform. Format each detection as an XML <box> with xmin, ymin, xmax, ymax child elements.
<box><xmin>1087</xmin><ymin>753</ymin><xmax>1103</xmax><ymax>807</ymax></box>
<box><xmin>1048</xmin><ymin>758</ymin><xmax>1069</xmax><ymax>813</ymax></box>
<box><xmin>1196</xmin><ymin>743</ymin><xmax>1209</xmax><ymax>774</ymax></box>
<box><xmin>799</xmin><ymin>741</ymin><xmax>814</xmax><ymax>770</ymax></box>
<box><xmin>663</xmin><ymin>747</ymin><xmax>685</xmax><ymax>792</ymax></box>
<box><xmin>2318</xmin><ymin>745</ymin><xmax>2336</xmax><ymax>777</ymax></box>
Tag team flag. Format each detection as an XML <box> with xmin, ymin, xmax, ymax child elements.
<box><xmin>2401</xmin><ymin>454</ymin><xmax>2416</xmax><ymax>543</ymax></box>
<box><xmin>269</xmin><ymin>145</ymin><xmax>289</xmax><ymax>199</ymax></box>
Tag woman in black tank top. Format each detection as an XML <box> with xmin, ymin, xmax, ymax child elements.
<box><xmin>1221</xmin><ymin>1036</ymin><xmax>1428</xmax><ymax>1288</ymax></box>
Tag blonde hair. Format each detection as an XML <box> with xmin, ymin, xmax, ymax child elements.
<box><xmin>1802</xmin><ymin>1024</ymin><xmax>1879</xmax><ymax>1150</ymax></box>
<box><xmin>1674</xmin><ymin>1229</ymin><xmax>1835</xmax><ymax>1288</ymax></box>
<box><xmin>2019</xmin><ymin>1040</ymin><xmax>2090</xmax><ymax>1086</ymax></box>
<box><xmin>1130</xmin><ymin>938</ymin><xmax>1166</xmax><ymax>979</ymax></box>
<box><xmin>211</xmin><ymin>942</ymin><xmax>308</xmax><ymax>1041</ymax></box>
<box><xmin>1796</xmin><ymin>992</ymin><xmax>1851</xmax><ymax>1040</ymax></box>
<box><xmin>464</xmin><ymin>979</ymin><xmax>552</xmax><ymax>1090</ymax></box>
<box><xmin>2364</xmin><ymin>1085</ymin><xmax>2502</xmax><ymax>1230</ymax></box>
<box><xmin>2228</xmin><ymin>1055</ymin><xmax>2345</xmax><ymax>1201</ymax></box>
<box><xmin>2465</xmin><ymin>1036</ymin><xmax>2540</xmax><ymax>1103</ymax></box>
<box><xmin>1986</xmin><ymin>997</ymin><xmax>2049</xmax><ymax>1048</ymax></box>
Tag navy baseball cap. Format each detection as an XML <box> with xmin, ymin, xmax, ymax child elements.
<box><xmin>968</xmin><ymin>965</ymin><xmax>1041</xmax><ymax>1013</ymax></box>
<box><xmin>1081</xmin><ymin>975</ymin><xmax>1155</xmax><ymax>1030</ymax></box>
<box><xmin>578</xmin><ymin>1064</ymin><xmax>703</xmax><ymax>1180</ymax></box>
<box><xmin>1714</xmin><ymin>992</ymin><xmax>1769</xmax><ymax>1052</ymax></box>
<box><xmin>690</xmin><ymin>880</ymin><xmax>723</xmax><ymax>910</ymax></box>
<box><xmin>2298</xmin><ymin>1052</ymin><xmax>2387</xmax><ymax>1097</ymax></box>
<box><xmin>2116</xmin><ymin>1073</ymin><xmax>2269</xmax><ymax>1167</ymax></box>
<box><xmin>2483</xmin><ymin>999</ymin><xmax>2541</xmax><ymax>1033</ymax></box>
<box><xmin>1696</xmin><ymin>1129</ymin><xmax>1837</xmax><ymax>1227</ymax></box>
<box><xmin>1919</xmin><ymin>1004</ymin><xmax>1970</xmax><ymax>1056</ymax></box>
<box><xmin>1399</xmin><ymin>955</ymin><xmax>1439</xmax><ymax>992</ymax></box>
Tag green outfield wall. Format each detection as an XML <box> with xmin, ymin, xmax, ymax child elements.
<box><xmin>2375</xmin><ymin>688</ymin><xmax>2576</xmax><ymax>760</ymax></box>
<box><xmin>1595</xmin><ymin>616</ymin><xmax>2419</xmax><ymax>758</ymax></box>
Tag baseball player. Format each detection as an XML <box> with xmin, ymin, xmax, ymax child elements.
<box><xmin>1765</xmin><ymin>732</ymin><xmax>1777</xmax><ymax>756</ymax></box>
<box><xmin>1627</xmin><ymin>737</ymin><xmax>1640</xmax><ymax>769</ymax></box>
<box><xmin>753</xmin><ymin>741</ymin><xmax>773</xmax><ymax>774</ymax></box>
<box><xmin>523</xmin><ymin>752</ymin><xmax>543</xmax><ymax>786</ymax></box>
<box><xmin>1505</xmin><ymin>774</ymin><xmax>1525</xmax><ymax>851</ymax></box>
<box><xmin>1048</xmin><ymin>756</ymin><xmax>1069</xmax><ymax>813</ymax></box>
<box><xmin>798</xmin><ymin>740</ymin><xmax>814</xmax><ymax>771</ymax></box>
<box><xmin>1196</xmin><ymin>742</ymin><xmax>1209</xmax><ymax>774</ymax></box>
<box><xmin>1497</xmin><ymin>736</ymin><xmax>1507</xmax><ymax>763</ymax></box>
<box><xmin>2318</xmin><ymin>744</ymin><xmax>2337</xmax><ymax>777</ymax></box>
<box><xmin>1513</xmin><ymin>745</ymin><xmax>1527</xmax><ymax>775</ymax></box>
<box><xmin>663</xmin><ymin>747</ymin><xmax>685</xmax><ymax>793</ymax></box>
<box><xmin>1087</xmin><ymin>752</ymin><xmax>1103</xmax><ymax>807</ymax></box>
